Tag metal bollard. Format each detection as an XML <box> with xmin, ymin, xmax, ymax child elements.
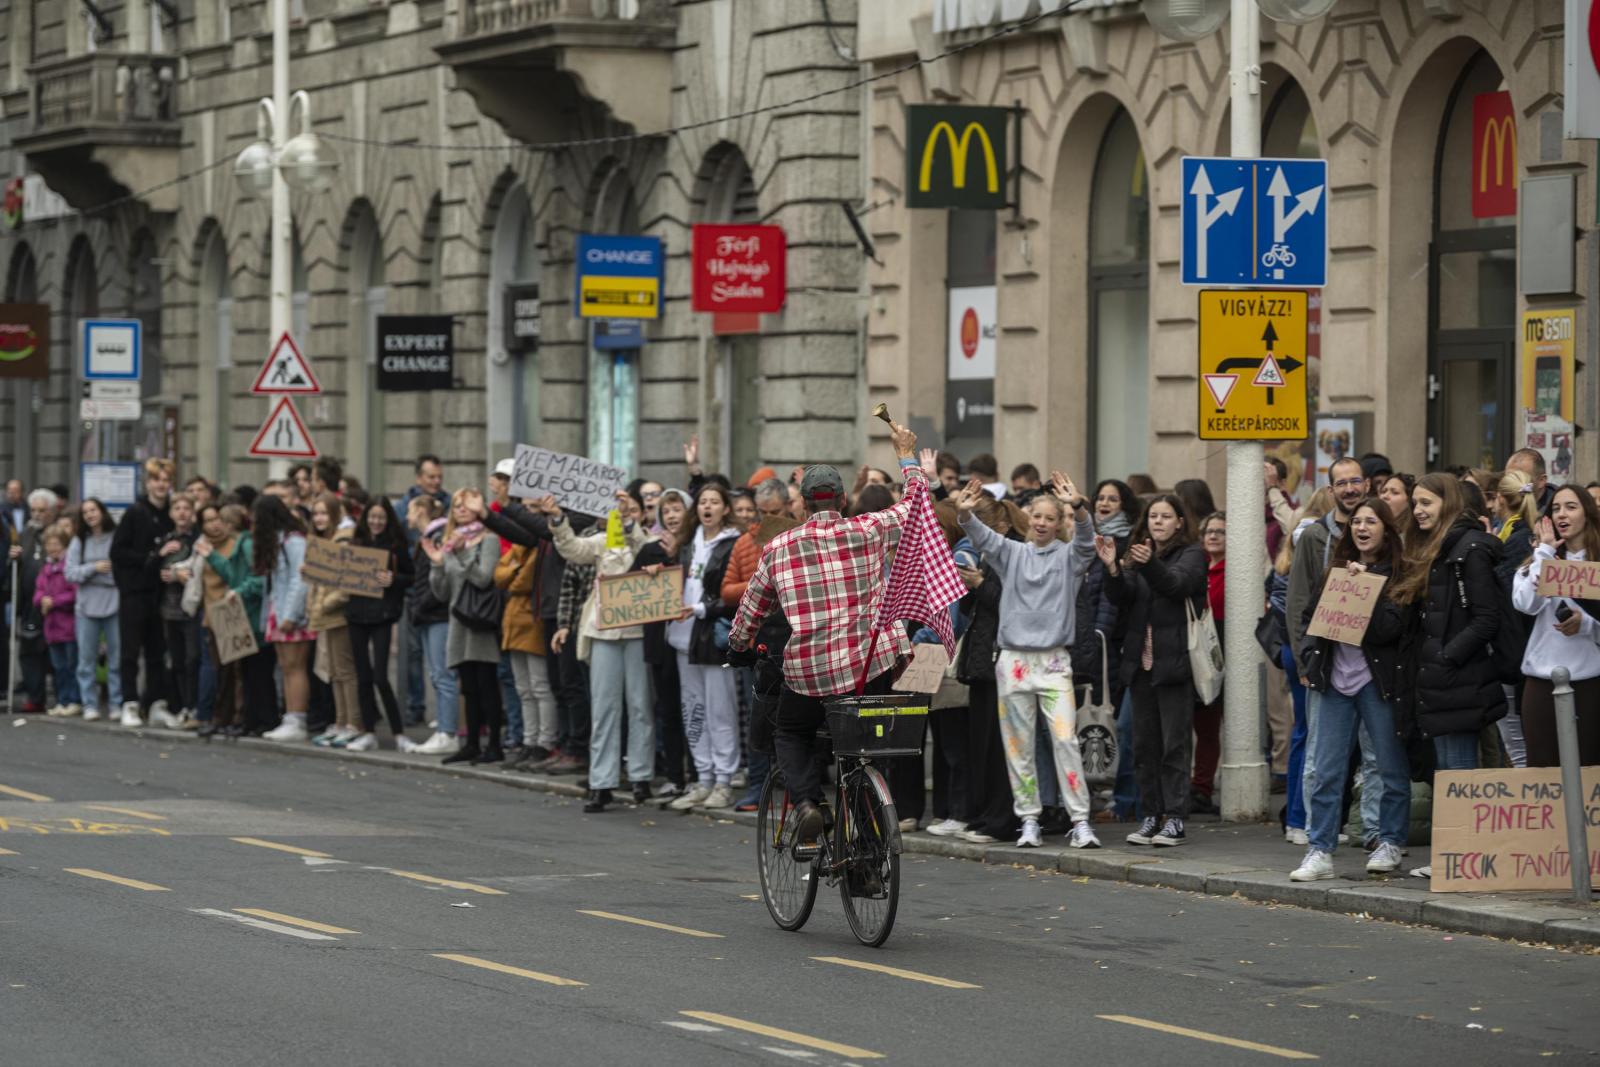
<box><xmin>1550</xmin><ymin>667</ymin><xmax>1593</xmax><ymax>904</ymax></box>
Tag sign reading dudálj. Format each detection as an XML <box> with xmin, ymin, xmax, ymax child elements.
<box><xmin>509</xmin><ymin>444</ymin><xmax>629</xmax><ymax>518</ymax></box>
<box><xmin>301</xmin><ymin>537</ymin><xmax>390</xmax><ymax>599</ymax></box>
<box><xmin>1536</xmin><ymin>557</ymin><xmax>1600</xmax><ymax>600</ymax></box>
<box><xmin>1305</xmin><ymin>568</ymin><xmax>1387</xmax><ymax>645</ymax></box>
<box><xmin>376</xmin><ymin>315</ymin><xmax>453</xmax><ymax>392</ymax></box>
<box><xmin>595</xmin><ymin>566</ymin><xmax>685</xmax><ymax>630</ymax></box>
<box><xmin>691</xmin><ymin>224</ymin><xmax>787</xmax><ymax>314</ymax></box>
<box><xmin>0</xmin><ymin>302</ymin><xmax>48</xmax><ymax>380</ymax></box>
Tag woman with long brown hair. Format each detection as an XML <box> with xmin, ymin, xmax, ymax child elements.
<box><xmin>1270</xmin><ymin>488</ymin><xmax>1334</xmax><ymax>845</ymax></box>
<box><xmin>254</xmin><ymin>494</ymin><xmax>313</xmax><ymax>741</ymax></box>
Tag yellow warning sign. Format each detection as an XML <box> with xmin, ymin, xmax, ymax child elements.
<box><xmin>578</xmin><ymin>274</ymin><xmax>660</xmax><ymax>320</ymax></box>
<box><xmin>1197</xmin><ymin>289</ymin><xmax>1308</xmax><ymax>441</ymax></box>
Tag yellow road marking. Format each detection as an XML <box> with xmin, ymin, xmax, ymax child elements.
<box><xmin>0</xmin><ymin>847</ymin><xmax>16</xmax><ymax>855</ymax></box>
<box><xmin>83</xmin><ymin>805</ymin><xmax>166</xmax><ymax>821</ymax></box>
<box><xmin>432</xmin><ymin>953</ymin><xmax>585</xmax><ymax>987</ymax></box>
<box><xmin>811</xmin><ymin>955</ymin><xmax>980</xmax><ymax>989</ymax></box>
<box><xmin>577</xmin><ymin>909</ymin><xmax>724</xmax><ymax>939</ymax></box>
<box><xmin>390</xmin><ymin>870</ymin><xmax>506</xmax><ymax>895</ymax></box>
<box><xmin>0</xmin><ymin>784</ymin><xmax>52</xmax><ymax>803</ymax></box>
<box><xmin>679</xmin><ymin>1011</ymin><xmax>884</xmax><ymax>1060</ymax></box>
<box><xmin>233</xmin><ymin>909</ymin><xmax>358</xmax><ymax>935</ymax></box>
<box><xmin>229</xmin><ymin>837</ymin><xmax>332</xmax><ymax>858</ymax></box>
<box><xmin>1097</xmin><ymin>1015</ymin><xmax>1318</xmax><ymax>1060</ymax></box>
<box><xmin>64</xmin><ymin>868</ymin><xmax>170</xmax><ymax>892</ymax></box>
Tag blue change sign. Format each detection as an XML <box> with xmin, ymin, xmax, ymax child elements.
<box><xmin>574</xmin><ymin>234</ymin><xmax>663</xmax><ymax>320</ymax></box>
<box><xmin>1180</xmin><ymin>157</ymin><xmax>1328</xmax><ymax>289</ymax></box>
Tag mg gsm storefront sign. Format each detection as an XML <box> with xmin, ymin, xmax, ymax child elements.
<box><xmin>691</xmin><ymin>224</ymin><xmax>786</xmax><ymax>314</ymax></box>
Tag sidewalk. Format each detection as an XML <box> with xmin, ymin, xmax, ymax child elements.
<box><xmin>30</xmin><ymin>715</ymin><xmax>1600</xmax><ymax>949</ymax></box>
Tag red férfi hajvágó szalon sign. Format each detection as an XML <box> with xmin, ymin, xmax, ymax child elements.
<box><xmin>691</xmin><ymin>224</ymin><xmax>787</xmax><ymax>314</ymax></box>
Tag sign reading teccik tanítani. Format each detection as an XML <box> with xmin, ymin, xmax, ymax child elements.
<box><xmin>905</xmin><ymin>105</ymin><xmax>1009</xmax><ymax>210</ymax></box>
<box><xmin>575</xmin><ymin>234</ymin><xmax>662</xmax><ymax>320</ymax></box>
<box><xmin>376</xmin><ymin>315</ymin><xmax>453</xmax><ymax>392</ymax></box>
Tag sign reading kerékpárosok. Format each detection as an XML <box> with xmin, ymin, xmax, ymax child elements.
<box><xmin>1197</xmin><ymin>289</ymin><xmax>1308</xmax><ymax>441</ymax></box>
<box><xmin>905</xmin><ymin>105</ymin><xmax>1009</xmax><ymax>210</ymax></box>
<box><xmin>575</xmin><ymin>234</ymin><xmax>662</xmax><ymax>320</ymax></box>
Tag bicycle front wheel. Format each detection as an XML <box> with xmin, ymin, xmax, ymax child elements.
<box><xmin>837</xmin><ymin>764</ymin><xmax>901</xmax><ymax>948</ymax></box>
<box><xmin>756</xmin><ymin>772</ymin><xmax>819</xmax><ymax>932</ymax></box>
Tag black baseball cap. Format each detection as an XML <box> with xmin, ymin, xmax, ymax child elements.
<box><xmin>800</xmin><ymin>464</ymin><xmax>845</xmax><ymax>504</ymax></box>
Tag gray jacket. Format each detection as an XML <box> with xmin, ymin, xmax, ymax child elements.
<box><xmin>65</xmin><ymin>532</ymin><xmax>119</xmax><ymax>619</ymax></box>
<box><xmin>959</xmin><ymin>507</ymin><xmax>1096</xmax><ymax>652</ymax></box>
<box><xmin>1285</xmin><ymin>512</ymin><xmax>1342</xmax><ymax>677</ymax></box>
<box><xmin>429</xmin><ymin>532</ymin><xmax>502</xmax><ymax>667</ymax></box>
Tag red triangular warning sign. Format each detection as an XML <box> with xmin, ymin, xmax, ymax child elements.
<box><xmin>1203</xmin><ymin>374</ymin><xmax>1239</xmax><ymax>409</ymax></box>
<box><xmin>252</xmin><ymin>332</ymin><xmax>321</xmax><ymax>395</ymax></box>
<box><xmin>1253</xmin><ymin>354</ymin><xmax>1285</xmax><ymax>388</ymax></box>
<box><xmin>248</xmin><ymin>396</ymin><xmax>318</xmax><ymax>458</ymax></box>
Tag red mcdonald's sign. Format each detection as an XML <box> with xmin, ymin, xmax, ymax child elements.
<box><xmin>1471</xmin><ymin>90</ymin><xmax>1517</xmax><ymax>219</ymax></box>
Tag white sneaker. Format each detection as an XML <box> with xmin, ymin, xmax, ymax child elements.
<box><xmin>703</xmin><ymin>784</ymin><xmax>735</xmax><ymax>809</ymax></box>
<box><xmin>1068</xmin><ymin>821</ymin><xmax>1102</xmax><ymax>849</ymax></box>
<box><xmin>44</xmin><ymin>704</ymin><xmax>64</xmax><ymax>717</ymax></box>
<box><xmin>958</xmin><ymin>828</ymin><xmax>998</xmax><ymax>844</ymax></box>
<box><xmin>1290</xmin><ymin>848</ymin><xmax>1336</xmax><ymax>881</ymax></box>
<box><xmin>410</xmin><ymin>731</ymin><xmax>450</xmax><ymax>755</ymax></box>
<box><xmin>1367</xmin><ymin>841</ymin><xmax>1403</xmax><ymax>873</ymax></box>
<box><xmin>731</xmin><ymin>769</ymin><xmax>748</xmax><ymax>790</ymax></box>
<box><xmin>395</xmin><ymin>735</ymin><xmax>419</xmax><ymax>754</ymax></box>
<box><xmin>263</xmin><ymin>716</ymin><xmax>309</xmax><ymax>742</ymax></box>
<box><xmin>82</xmin><ymin>706</ymin><xmax>102</xmax><ymax>722</ymax></box>
<box><xmin>148</xmin><ymin>706</ymin><xmax>183</xmax><ymax>729</ymax></box>
<box><xmin>1017</xmin><ymin>817</ymin><xmax>1043</xmax><ymax>848</ymax></box>
<box><xmin>343</xmin><ymin>732</ymin><xmax>377</xmax><ymax>752</ymax></box>
<box><xmin>119</xmin><ymin>702</ymin><xmax>143</xmax><ymax>728</ymax></box>
<box><xmin>1285</xmin><ymin>827</ymin><xmax>1308</xmax><ymax>846</ymax></box>
<box><xmin>1409</xmin><ymin>864</ymin><xmax>1432</xmax><ymax>879</ymax></box>
<box><xmin>654</xmin><ymin>781</ymin><xmax>683</xmax><ymax>798</ymax></box>
<box><xmin>61</xmin><ymin>703</ymin><xmax>82</xmax><ymax>718</ymax></box>
<box><xmin>150</xmin><ymin>699</ymin><xmax>171</xmax><ymax>719</ymax></box>
<box><xmin>927</xmin><ymin>818</ymin><xmax>968</xmax><ymax>837</ymax></box>
<box><xmin>669</xmin><ymin>783</ymin><xmax>713</xmax><ymax>811</ymax></box>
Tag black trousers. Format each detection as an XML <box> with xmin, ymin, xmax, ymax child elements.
<box><xmin>550</xmin><ymin>618</ymin><xmax>590</xmax><ymax>757</ymax></box>
<box><xmin>1521</xmin><ymin>675</ymin><xmax>1600</xmax><ymax>768</ymax></box>
<box><xmin>651</xmin><ymin>656</ymin><xmax>687</xmax><ymax>786</ymax></box>
<box><xmin>457</xmin><ymin>659</ymin><xmax>504</xmax><ymax>754</ymax></box>
<box><xmin>18</xmin><ymin>634</ymin><xmax>47</xmax><ymax>707</ymax></box>
<box><xmin>1130</xmin><ymin>672</ymin><xmax>1195</xmax><ymax>819</ymax></box>
<box><xmin>163</xmin><ymin>619</ymin><xmax>198</xmax><ymax>712</ymax></box>
<box><xmin>240</xmin><ymin>648</ymin><xmax>279</xmax><ymax>733</ymax></box>
<box><xmin>929</xmin><ymin>706</ymin><xmax>968</xmax><ymax>821</ymax></box>
<box><xmin>349</xmin><ymin>621</ymin><xmax>403</xmax><ymax>736</ymax></box>
<box><xmin>773</xmin><ymin>673</ymin><xmax>892</xmax><ymax>805</ymax></box>
<box><xmin>118</xmin><ymin>591</ymin><xmax>167</xmax><ymax>711</ymax></box>
<box><xmin>963</xmin><ymin>679</ymin><xmax>1017</xmax><ymax>838</ymax></box>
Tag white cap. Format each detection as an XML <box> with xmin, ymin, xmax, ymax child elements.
<box><xmin>492</xmin><ymin>458</ymin><xmax>515</xmax><ymax>478</ymax></box>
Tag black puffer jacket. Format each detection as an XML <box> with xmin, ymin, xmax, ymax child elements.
<box><xmin>955</xmin><ymin>557</ymin><xmax>1002</xmax><ymax>686</ymax></box>
<box><xmin>1303</xmin><ymin>558</ymin><xmax>1409</xmax><ymax>703</ymax></box>
<box><xmin>1106</xmin><ymin>542</ymin><xmax>1208</xmax><ymax>689</ymax></box>
<box><xmin>407</xmin><ymin>529</ymin><xmax>449</xmax><ymax>627</ymax></box>
<box><xmin>1405</xmin><ymin>521</ymin><xmax>1505</xmax><ymax>738</ymax></box>
<box><xmin>1070</xmin><ymin>554</ymin><xmax>1119</xmax><ymax>704</ymax></box>
<box><xmin>346</xmin><ymin>538</ymin><xmax>415</xmax><ymax>626</ymax></box>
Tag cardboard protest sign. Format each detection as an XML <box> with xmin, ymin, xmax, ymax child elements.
<box><xmin>1536</xmin><ymin>557</ymin><xmax>1600</xmax><ymax>600</ymax></box>
<box><xmin>1305</xmin><ymin>568</ymin><xmax>1387</xmax><ymax>645</ymax></box>
<box><xmin>892</xmin><ymin>643</ymin><xmax>951</xmax><ymax>695</ymax></box>
<box><xmin>207</xmin><ymin>592</ymin><xmax>259</xmax><ymax>666</ymax></box>
<box><xmin>1430</xmin><ymin>768</ymin><xmax>1600</xmax><ymax>892</ymax></box>
<box><xmin>509</xmin><ymin>444</ymin><xmax>629</xmax><ymax>518</ymax></box>
<box><xmin>301</xmin><ymin>536</ymin><xmax>389</xmax><ymax>599</ymax></box>
<box><xmin>595</xmin><ymin>566</ymin><xmax>685</xmax><ymax>630</ymax></box>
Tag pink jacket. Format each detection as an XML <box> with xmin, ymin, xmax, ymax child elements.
<box><xmin>32</xmin><ymin>559</ymin><xmax>77</xmax><ymax>645</ymax></box>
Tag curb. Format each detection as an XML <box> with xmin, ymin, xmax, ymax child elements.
<box><xmin>28</xmin><ymin>715</ymin><xmax>1600</xmax><ymax>949</ymax></box>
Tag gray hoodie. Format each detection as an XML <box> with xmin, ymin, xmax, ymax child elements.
<box><xmin>958</xmin><ymin>508</ymin><xmax>1096</xmax><ymax>652</ymax></box>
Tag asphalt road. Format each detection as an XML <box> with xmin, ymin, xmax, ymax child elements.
<box><xmin>2</xmin><ymin>722</ymin><xmax>1597</xmax><ymax>1066</ymax></box>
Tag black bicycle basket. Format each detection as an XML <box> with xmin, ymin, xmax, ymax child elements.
<box><xmin>823</xmin><ymin>694</ymin><xmax>928</xmax><ymax>758</ymax></box>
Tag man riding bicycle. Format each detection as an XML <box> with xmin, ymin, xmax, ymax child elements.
<box><xmin>727</xmin><ymin>418</ymin><xmax>932</xmax><ymax>849</ymax></box>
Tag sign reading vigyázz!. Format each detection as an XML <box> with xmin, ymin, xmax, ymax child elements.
<box><xmin>905</xmin><ymin>104</ymin><xmax>1009</xmax><ymax>210</ymax></box>
<box><xmin>595</xmin><ymin>566</ymin><xmax>685</xmax><ymax>630</ymax></box>
<box><xmin>301</xmin><ymin>537</ymin><xmax>391</xmax><ymax>599</ymax></box>
<box><xmin>509</xmin><ymin>444</ymin><xmax>630</xmax><ymax>518</ymax></box>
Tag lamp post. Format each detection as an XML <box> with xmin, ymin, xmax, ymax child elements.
<box><xmin>233</xmin><ymin>0</ymin><xmax>338</xmax><ymax>478</ymax></box>
<box><xmin>1140</xmin><ymin>0</ymin><xmax>1332</xmax><ymax>823</ymax></box>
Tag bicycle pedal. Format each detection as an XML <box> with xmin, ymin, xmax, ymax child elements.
<box><xmin>791</xmin><ymin>843</ymin><xmax>821</xmax><ymax>862</ymax></box>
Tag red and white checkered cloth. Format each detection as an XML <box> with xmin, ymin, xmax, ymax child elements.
<box><xmin>874</xmin><ymin>469</ymin><xmax>963</xmax><ymax>656</ymax></box>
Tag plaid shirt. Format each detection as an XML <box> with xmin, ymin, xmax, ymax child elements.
<box><xmin>730</xmin><ymin>463</ymin><xmax>922</xmax><ymax>697</ymax></box>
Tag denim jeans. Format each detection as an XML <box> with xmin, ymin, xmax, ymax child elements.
<box><xmin>1282</xmin><ymin>643</ymin><xmax>1309</xmax><ymax>830</ymax></box>
<box><xmin>47</xmin><ymin>641</ymin><xmax>80</xmax><ymax>705</ymax></box>
<box><xmin>401</xmin><ymin>614</ymin><xmax>427</xmax><ymax>721</ymax></box>
<box><xmin>75</xmin><ymin>613</ymin><xmax>121</xmax><ymax>711</ymax></box>
<box><xmin>498</xmin><ymin>652</ymin><xmax>523</xmax><ymax>746</ymax></box>
<box><xmin>1112</xmin><ymin>688</ymin><xmax>1138</xmax><ymax>818</ymax></box>
<box><xmin>590</xmin><ymin>638</ymin><xmax>654</xmax><ymax>790</ymax></box>
<box><xmin>1433</xmin><ymin>731</ymin><xmax>1479</xmax><ymax>771</ymax></box>
<box><xmin>1305</xmin><ymin>680</ymin><xmax>1410</xmax><ymax>853</ymax></box>
<box><xmin>419</xmin><ymin>622</ymin><xmax>458</xmax><ymax>735</ymax></box>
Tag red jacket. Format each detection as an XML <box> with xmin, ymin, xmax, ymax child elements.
<box><xmin>1207</xmin><ymin>556</ymin><xmax>1225</xmax><ymax>622</ymax></box>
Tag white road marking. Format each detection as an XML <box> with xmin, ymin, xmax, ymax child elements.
<box><xmin>189</xmin><ymin>908</ymin><xmax>340</xmax><ymax>941</ymax></box>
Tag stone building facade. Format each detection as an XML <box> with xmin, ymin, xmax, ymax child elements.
<box><xmin>860</xmin><ymin>0</ymin><xmax>1599</xmax><ymax>492</ymax></box>
<box><xmin>0</xmin><ymin>0</ymin><xmax>865</xmax><ymax>495</ymax></box>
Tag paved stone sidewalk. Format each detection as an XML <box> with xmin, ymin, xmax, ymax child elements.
<box><xmin>36</xmin><ymin>715</ymin><xmax>1600</xmax><ymax>949</ymax></box>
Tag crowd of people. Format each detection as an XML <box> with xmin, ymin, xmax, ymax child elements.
<box><xmin>2</xmin><ymin>435</ymin><xmax>1595</xmax><ymax>883</ymax></box>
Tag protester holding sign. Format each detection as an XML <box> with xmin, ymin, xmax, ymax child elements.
<box><xmin>193</xmin><ymin>504</ymin><xmax>265</xmax><ymax>737</ymax></box>
<box><xmin>1513</xmin><ymin>485</ymin><xmax>1600</xmax><ymax>768</ymax></box>
<box><xmin>346</xmin><ymin>499</ymin><xmax>417</xmax><ymax>752</ymax></box>
<box><xmin>254</xmin><ymin>495</ymin><xmax>314</xmax><ymax>743</ymax></box>
<box><xmin>1290</xmin><ymin>499</ymin><xmax>1412</xmax><ymax>881</ymax></box>
<box><xmin>424</xmin><ymin>489</ymin><xmax>505</xmax><ymax>765</ymax></box>
<box><xmin>304</xmin><ymin>495</ymin><xmax>364</xmax><ymax>750</ymax></box>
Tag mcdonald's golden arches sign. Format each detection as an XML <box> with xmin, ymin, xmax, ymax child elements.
<box><xmin>1472</xmin><ymin>91</ymin><xmax>1517</xmax><ymax>219</ymax></box>
<box><xmin>905</xmin><ymin>105</ymin><xmax>1009</xmax><ymax>210</ymax></box>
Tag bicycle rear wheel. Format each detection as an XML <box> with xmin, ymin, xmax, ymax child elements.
<box><xmin>756</xmin><ymin>772</ymin><xmax>819</xmax><ymax>932</ymax></box>
<box><xmin>837</xmin><ymin>764</ymin><xmax>900</xmax><ymax>948</ymax></box>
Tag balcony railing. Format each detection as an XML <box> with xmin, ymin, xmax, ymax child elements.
<box><xmin>30</xmin><ymin>52</ymin><xmax>178</xmax><ymax>132</ymax></box>
<box><xmin>459</xmin><ymin>0</ymin><xmax>671</xmax><ymax>38</ymax></box>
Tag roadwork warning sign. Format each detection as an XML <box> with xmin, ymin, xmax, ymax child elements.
<box><xmin>1197</xmin><ymin>289</ymin><xmax>1308</xmax><ymax>441</ymax></box>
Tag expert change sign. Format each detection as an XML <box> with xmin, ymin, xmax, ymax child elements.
<box><xmin>595</xmin><ymin>566</ymin><xmax>684</xmax><ymax>630</ymax></box>
<box><xmin>1430</xmin><ymin>768</ymin><xmax>1600</xmax><ymax>893</ymax></box>
<box><xmin>509</xmin><ymin>444</ymin><xmax>629</xmax><ymax>518</ymax></box>
<box><xmin>377</xmin><ymin>315</ymin><xmax>453</xmax><ymax>391</ymax></box>
<box><xmin>575</xmin><ymin>234</ymin><xmax>662</xmax><ymax>320</ymax></box>
<box><xmin>301</xmin><ymin>537</ymin><xmax>390</xmax><ymax>599</ymax></box>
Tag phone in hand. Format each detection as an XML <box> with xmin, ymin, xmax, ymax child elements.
<box><xmin>1556</xmin><ymin>602</ymin><xmax>1574</xmax><ymax>623</ymax></box>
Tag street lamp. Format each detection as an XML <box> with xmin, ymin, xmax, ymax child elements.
<box><xmin>1139</xmin><ymin>0</ymin><xmax>1228</xmax><ymax>41</ymax></box>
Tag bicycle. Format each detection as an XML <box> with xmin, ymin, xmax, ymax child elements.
<box><xmin>1261</xmin><ymin>243</ymin><xmax>1297</xmax><ymax>268</ymax></box>
<box><xmin>755</xmin><ymin>694</ymin><xmax>925</xmax><ymax>948</ymax></box>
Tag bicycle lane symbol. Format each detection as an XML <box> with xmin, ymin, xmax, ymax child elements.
<box><xmin>0</xmin><ymin>816</ymin><xmax>173</xmax><ymax>836</ymax></box>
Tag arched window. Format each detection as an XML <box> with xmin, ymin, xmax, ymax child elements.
<box><xmin>198</xmin><ymin>229</ymin><xmax>231</xmax><ymax>480</ymax></box>
<box><xmin>585</xmin><ymin>162</ymin><xmax>642</xmax><ymax>472</ymax></box>
<box><xmin>346</xmin><ymin>206</ymin><xmax>386</xmax><ymax>484</ymax></box>
<box><xmin>697</xmin><ymin>143</ymin><xmax>762</xmax><ymax>480</ymax></box>
<box><xmin>1087</xmin><ymin>110</ymin><xmax>1149</xmax><ymax>481</ymax></box>
<box><xmin>6</xmin><ymin>245</ymin><xmax>39</xmax><ymax>487</ymax></box>
<box><xmin>488</xmin><ymin>184</ymin><xmax>542</xmax><ymax>457</ymax></box>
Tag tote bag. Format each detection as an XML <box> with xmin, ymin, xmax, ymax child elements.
<box><xmin>1186</xmin><ymin>597</ymin><xmax>1225</xmax><ymax>704</ymax></box>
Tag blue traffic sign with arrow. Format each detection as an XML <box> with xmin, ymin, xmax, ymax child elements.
<box><xmin>1180</xmin><ymin>157</ymin><xmax>1328</xmax><ymax>289</ymax></box>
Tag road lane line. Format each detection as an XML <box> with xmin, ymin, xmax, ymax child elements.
<box><xmin>578</xmin><ymin>909</ymin><xmax>724</xmax><ymax>939</ymax></box>
<box><xmin>1097</xmin><ymin>1015</ymin><xmax>1318</xmax><ymax>1060</ymax></box>
<box><xmin>190</xmin><ymin>909</ymin><xmax>339</xmax><ymax>941</ymax></box>
<box><xmin>0</xmin><ymin>784</ymin><xmax>52</xmax><ymax>802</ymax></box>
<box><xmin>229</xmin><ymin>837</ymin><xmax>333</xmax><ymax>858</ymax></box>
<box><xmin>64</xmin><ymin>868</ymin><xmax>169</xmax><ymax>892</ymax></box>
<box><xmin>432</xmin><ymin>953</ymin><xmax>586</xmax><ymax>987</ymax></box>
<box><xmin>0</xmin><ymin>848</ymin><xmax>16</xmax><ymax>855</ymax></box>
<box><xmin>233</xmin><ymin>909</ymin><xmax>358</xmax><ymax>934</ymax></box>
<box><xmin>83</xmin><ymin>805</ymin><xmax>166</xmax><ymax>821</ymax></box>
<box><xmin>678</xmin><ymin>1012</ymin><xmax>884</xmax><ymax>1060</ymax></box>
<box><xmin>390</xmin><ymin>870</ymin><xmax>506</xmax><ymax>895</ymax></box>
<box><xmin>810</xmin><ymin>955</ymin><xmax>980</xmax><ymax>989</ymax></box>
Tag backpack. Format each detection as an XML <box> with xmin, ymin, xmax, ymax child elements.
<box><xmin>1454</xmin><ymin>540</ymin><xmax>1527</xmax><ymax>687</ymax></box>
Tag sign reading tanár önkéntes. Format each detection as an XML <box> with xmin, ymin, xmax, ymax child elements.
<box><xmin>691</xmin><ymin>224</ymin><xmax>786</xmax><ymax>314</ymax></box>
<box><xmin>376</xmin><ymin>315</ymin><xmax>453</xmax><ymax>392</ymax></box>
<box><xmin>1429</xmin><ymin>768</ymin><xmax>1600</xmax><ymax>892</ymax></box>
<box><xmin>1535</xmin><ymin>557</ymin><xmax>1600</xmax><ymax>600</ymax></box>
<box><xmin>300</xmin><ymin>537</ymin><xmax>390</xmax><ymax>599</ymax></box>
<box><xmin>891</xmin><ymin>643</ymin><xmax>952</xmax><ymax>695</ymax></box>
<box><xmin>1305</xmin><ymin>568</ymin><xmax>1387</xmax><ymax>645</ymax></box>
<box><xmin>509</xmin><ymin>444</ymin><xmax>629</xmax><ymax>518</ymax></box>
<box><xmin>594</xmin><ymin>566</ymin><xmax>684</xmax><ymax>630</ymax></box>
<box><xmin>207</xmin><ymin>592</ymin><xmax>260</xmax><ymax>666</ymax></box>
